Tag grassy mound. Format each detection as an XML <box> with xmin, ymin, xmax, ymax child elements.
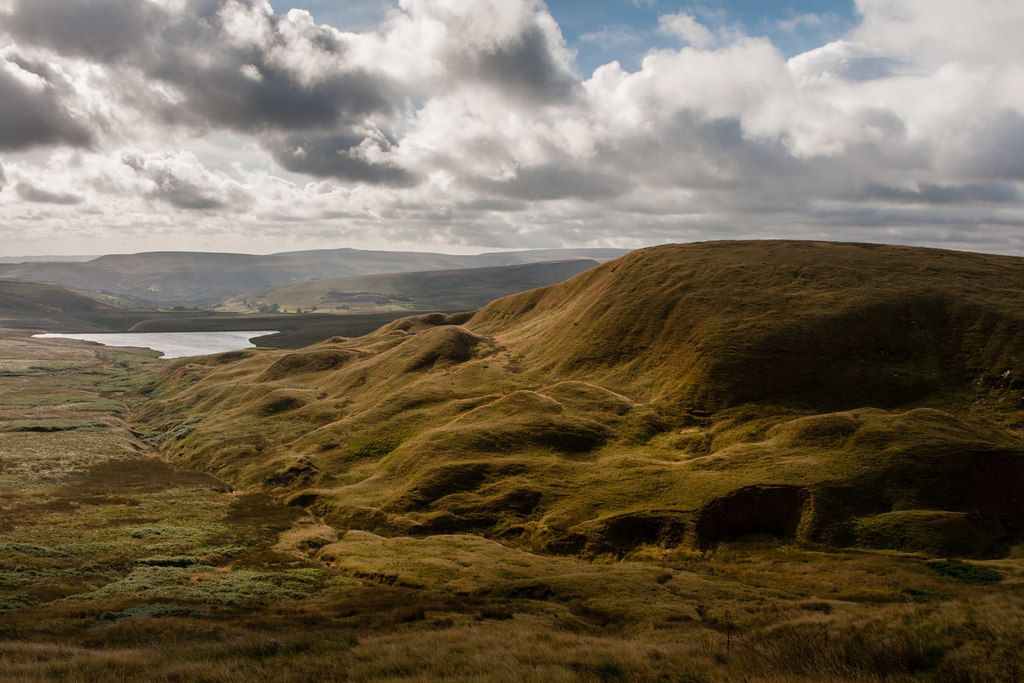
<box><xmin>469</xmin><ymin>240</ymin><xmax>1024</xmax><ymax>410</ymax></box>
<box><xmin>134</xmin><ymin>241</ymin><xmax>1024</xmax><ymax>558</ymax></box>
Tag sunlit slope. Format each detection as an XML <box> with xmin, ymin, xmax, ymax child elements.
<box><xmin>136</xmin><ymin>241</ymin><xmax>1024</xmax><ymax>558</ymax></box>
<box><xmin>470</xmin><ymin>240</ymin><xmax>1024</xmax><ymax>410</ymax></box>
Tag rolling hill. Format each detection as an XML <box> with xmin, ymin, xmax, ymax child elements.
<box><xmin>219</xmin><ymin>260</ymin><xmax>600</xmax><ymax>313</ymax></box>
<box><xmin>0</xmin><ymin>279</ymin><xmax>114</xmax><ymax>315</ymax></box>
<box><xmin>0</xmin><ymin>247</ymin><xmax>628</xmax><ymax>307</ymax></box>
<box><xmin>134</xmin><ymin>241</ymin><xmax>1024</xmax><ymax>559</ymax></box>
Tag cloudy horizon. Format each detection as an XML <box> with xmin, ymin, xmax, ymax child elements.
<box><xmin>1</xmin><ymin>0</ymin><xmax>1022</xmax><ymax>257</ymax></box>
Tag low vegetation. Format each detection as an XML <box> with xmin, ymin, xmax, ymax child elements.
<box><xmin>3</xmin><ymin>241</ymin><xmax>1024</xmax><ymax>679</ymax></box>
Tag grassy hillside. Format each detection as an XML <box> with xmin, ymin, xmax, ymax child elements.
<box><xmin>220</xmin><ymin>260</ymin><xmax>600</xmax><ymax>313</ymax></box>
<box><xmin>134</xmin><ymin>241</ymin><xmax>1024</xmax><ymax>560</ymax></box>
<box><xmin>6</xmin><ymin>246</ymin><xmax>1024</xmax><ymax>680</ymax></box>
<box><xmin>0</xmin><ymin>279</ymin><xmax>114</xmax><ymax>315</ymax></box>
<box><xmin>0</xmin><ymin>248</ymin><xmax>628</xmax><ymax>307</ymax></box>
<box><xmin>7</xmin><ymin>332</ymin><xmax>1024</xmax><ymax>681</ymax></box>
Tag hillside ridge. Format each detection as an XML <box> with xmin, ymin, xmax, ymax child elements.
<box><xmin>134</xmin><ymin>241</ymin><xmax>1024</xmax><ymax>559</ymax></box>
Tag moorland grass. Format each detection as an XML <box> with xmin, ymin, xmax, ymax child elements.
<box><xmin>6</xmin><ymin>242</ymin><xmax>1024</xmax><ymax>680</ymax></box>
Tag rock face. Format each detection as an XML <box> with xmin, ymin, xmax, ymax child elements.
<box><xmin>135</xmin><ymin>241</ymin><xmax>1024</xmax><ymax>558</ymax></box>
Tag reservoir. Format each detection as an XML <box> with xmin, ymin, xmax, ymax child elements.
<box><xmin>32</xmin><ymin>331</ymin><xmax>278</xmax><ymax>359</ymax></box>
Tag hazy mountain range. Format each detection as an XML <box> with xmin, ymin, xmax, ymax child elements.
<box><xmin>0</xmin><ymin>247</ymin><xmax>629</xmax><ymax>307</ymax></box>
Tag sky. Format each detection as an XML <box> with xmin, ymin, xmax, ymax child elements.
<box><xmin>1</xmin><ymin>0</ymin><xmax>1023</xmax><ymax>257</ymax></box>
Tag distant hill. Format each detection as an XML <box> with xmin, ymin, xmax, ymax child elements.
<box><xmin>0</xmin><ymin>248</ymin><xmax>629</xmax><ymax>307</ymax></box>
<box><xmin>0</xmin><ymin>255</ymin><xmax>100</xmax><ymax>264</ymax></box>
<box><xmin>136</xmin><ymin>241</ymin><xmax>1024</xmax><ymax>559</ymax></box>
<box><xmin>220</xmin><ymin>260</ymin><xmax>601</xmax><ymax>313</ymax></box>
<box><xmin>0</xmin><ymin>279</ymin><xmax>115</xmax><ymax>315</ymax></box>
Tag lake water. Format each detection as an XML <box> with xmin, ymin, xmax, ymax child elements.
<box><xmin>32</xmin><ymin>331</ymin><xmax>279</xmax><ymax>359</ymax></box>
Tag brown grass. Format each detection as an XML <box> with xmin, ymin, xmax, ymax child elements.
<box><xmin>7</xmin><ymin>242</ymin><xmax>1024</xmax><ymax>680</ymax></box>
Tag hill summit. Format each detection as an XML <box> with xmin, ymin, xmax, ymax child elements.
<box><xmin>136</xmin><ymin>241</ymin><xmax>1024</xmax><ymax>558</ymax></box>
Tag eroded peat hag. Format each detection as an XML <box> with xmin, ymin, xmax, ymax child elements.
<box><xmin>4</xmin><ymin>241</ymin><xmax>1024</xmax><ymax>680</ymax></box>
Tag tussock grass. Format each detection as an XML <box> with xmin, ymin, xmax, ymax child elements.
<box><xmin>7</xmin><ymin>243</ymin><xmax>1024</xmax><ymax>680</ymax></box>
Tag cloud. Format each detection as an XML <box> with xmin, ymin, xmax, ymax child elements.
<box><xmin>265</xmin><ymin>131</ymin><xmax>418</xmax><ymax>185</ymax></box>
<box><xmin>6</xmin><ymin>0</ymin><xmax>162</xmax><ymax>62</ymax></box>
<box><xmin>0</xmin><ymin>53</ymin><xmax>96</xmax><ymax>151</ymax></box>
<box><xmin>1</xmin><ymin>0</ymin><xmax>1024</xmax><ymax>256</ymax></box>
<box><xmin>853</xmin><ymin>0</ymin><xmax>1024</xmax><ymax>63</ymax></box>
<box><xmin>658</xmin><ymin>12</ymin><xmax>716</xmax><ymax>49</ymax></box>
<box><xmin>578</xmin><ymin>26</ymin><xmax>643</xmax><ymax>50</ymax></box>
<box><xmin>859</xmin><ymin>182</ymin><xmax>1022</xmax><ymax>204</ymax></box>
<box><xmin>6</xmin><ymin>1</ymin><xmax>399</xmax><ymax>129</ymax></box>
<box><xmin>787</xmin><ymin>40</ymin><xmax>902</xmax><ymax>83</ymax></box>
<box><xmin>0</xmin><ymin>160</ymin><xmax>6</xmax><ymax>190</ymax></box>
<box><xmin>122</xmin><ymin>151</ymin><xmax>254</xmax><ymax>211</ymax></box>
<box><xmin>470</xmin><ymin>164</ymin><xmax>625</xmax><ymax>201</ymax></box>
<box><xmin>14</xmin><ymin>181</ymin><xmax>84</xmax><ymax>205</ymax></box>
<box><xmin>382</xmin><ymin>0</ymin><xmax>578</xmax><ymax>103</ymax></box>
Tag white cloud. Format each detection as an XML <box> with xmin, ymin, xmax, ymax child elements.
<box><xmin>658</xmin><ymin>12</ymin><xmax>716</xmax><ymax>49</ymax></box>
<box><xmin>578</xmin><ymin>26</ymin><xmax>642</xmax><ymax>50</ymax></box>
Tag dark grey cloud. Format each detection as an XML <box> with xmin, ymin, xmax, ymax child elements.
<box><xmin>961</xmin><ymin>112</ymin><xmax>1024</xmax><ymax>181</ymax></box>
<box><xmin>5</xmin><ymin>0</ymin><xmax>406</xmax><ymax>186</ymax></box>
<box><xmin>267</xmin><ymin>132</ymin><xmax>418</xmax><ymax>186</ymax></box>
<box><xmin>7</xmin><ymin>0</ymin><xmax>399</xmax><ymax>134</ymax></box>
<box><xmin>470</xmin><ymin>25</ymin><xmax>579</xmax><ymax>103</ymax></box>
<box><xmin>6</xmin><ymin>0</ymin><xmax>163</xmax><ymax>63</ymax></box>
<box><xmin>0</xmin><ymin>56</ymin><xmax>95</xmax><ymax>151</ymax></box>
<box><xmin>602</xmin><ymin>114</ymin><xmax>801</xmax><ymax>193</ymax></box>
<box><xmin>164</xmin><ymin>65</ymin><xmax>395</xmax><ymax>134</ymax></box>
<box><xmin>14</xmin><ymin>181</ymin><xmax>84</xmax><ymax>205</ymax></box>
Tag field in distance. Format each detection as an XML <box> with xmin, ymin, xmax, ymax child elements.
<box><xmin>0</xmin><ymin>247</ymin><xmax>628</xmax><ymax>308</ymax></box>
<box><xmin>217</xmin><ymin>259</ymin><xmax>600</xmax><ymax>314</ymax></box>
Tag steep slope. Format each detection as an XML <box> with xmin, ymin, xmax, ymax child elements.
<box><xmin>134</xmin><ymin>241</ymin><xmax>1024</xmax><ymax>558</ymax></box>
<box><xmin>220</xmin><ymin>260</ymin><xmax>600</xmax><ymax>313</ymax></box>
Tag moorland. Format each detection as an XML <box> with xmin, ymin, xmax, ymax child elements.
<box><xmin>0</xmin><ymin>247</ymin><xmax>626</xmax><ymax>308</ymax></box>
<box><xmin>2</xmin><ymin>240</ymin><xmax>1024</xmax><ymax>682</ymax></box>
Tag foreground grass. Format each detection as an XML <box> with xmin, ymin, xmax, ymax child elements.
<box><xmin>3</xmin><ymin>331</ymin><xmax>1024</xmax><ymax>681</ymax></box>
